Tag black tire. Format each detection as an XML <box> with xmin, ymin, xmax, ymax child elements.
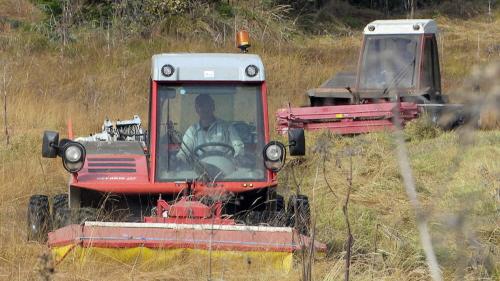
<box><xmin>73</xmin><ymin>207</ymin><xmax>98</xmax><ymax>223</ymax></box>
<box><xmin>276</xmin><ymin>194</ymin><xmax>285</xmax><ymax>212</ymax></box>
<box><xmin>242</xmin><ymin>210</ymin><xmax>287</xmax><ymax>227</ymax></box>
<box><xmin>27</xmin><ymin>195</ymin><xmax>51</xmax><ymax>242</ymax></box>
<box><xmin>52</xmin><ymin>193</ymin><xmax>99</xmax><ymax>228</ymax></box>
<box><xmin>286</xmin><ymin>194</ymin><xmax>311</xmax><ymax>235</ymax></box>
<box><xmin>266</xmin><ymin>194</ymin><xmax>287</xmax><ymax>226</ymax></box>
<box><xmin>244</xmin><ymin>211</ymin><xmax>262</xmax><ymax>225</ymax></box>
<box><xmin>266</xmin><ymin>189</ymin><xmax>284</xmax><ymax>212</ymax></box>
<box><xmin>52</xmin><ymin>207</ymin><xmax>98</xmax><ymax>225</ymax></box>
<box><xmin>59</xmin><ymin>207</ymin><xmax>98</xmax><ymax>225</ymax></box>
<box><xmin>263</xmin><ymin>210</ymin><xmax>288</xmax><ymax>227</ymax></box>
<box><xmin>52</xmin><ymin>194</ymin><xmax>70</xmax><ymax>229</ymax></box>
<box><xmin>245</xmin><ymin>192</ymin><xmax>287</xmax><ymax>227</ymax></box>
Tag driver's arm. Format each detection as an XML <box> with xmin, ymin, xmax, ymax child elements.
<box><xmin>177</xmin><ymin>126</ymin><xmax>195</xmax><ymax>162</ymax></box>
<box><xmin>228</xmin><ymin>125</ymin><xmax>244</xmax><ymax>157</ymax></box>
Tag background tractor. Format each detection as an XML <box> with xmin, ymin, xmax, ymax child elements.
<box><xmin>277</xmin><ymin>19</ymin><xmax>464</xmax><ymax>134</ymax></box>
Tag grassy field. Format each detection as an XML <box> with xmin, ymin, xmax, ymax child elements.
<box><xmin>0</xmin><ymin>1</ymin><xmax>498</xmax><ymax>280</ymax></box>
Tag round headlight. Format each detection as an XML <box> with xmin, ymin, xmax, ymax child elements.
<box><xmin>263</xmin><ymin>141</ymin><xmax>286</xmax><ymax>172</ymax></box>
<box><xmin>61</xmin><ymin>142</ymin><xmax>86</xmax><ymax>173</ymax></box>
<box><xmin>368</xmin><ymin>25</ymin><xmax>375</xmax><ymax>31</ymax></box>
<box><xmin>64</xmin><ymin>145</ymin><xmax>82</xmax><ymax>163</ymax></box>
<box><xmin>265</xmin><ymin>144</ymin><xmax>282</xmax><ymax>162</ymax></box>
<box><xmin>63</xmin><ymin>161</ymin><xmax>85</xmax><ymax>173</ymax></box>
<box><xmin>161</xmin><ymin>64</ymin><xmax>175</xmax><ymax>77</ymax></box>
<box><xmin>245</xmin><ymin>65</ymin><xmax>259</xmax><ymax>77</ymax></box>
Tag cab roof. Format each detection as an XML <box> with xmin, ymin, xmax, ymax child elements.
<box><xmin>364</xmin><ymin>19</ymin><xmax>438</xmax><ymax>35</ymax></box>
<box><xmin>151</xmin><ymin>53</ymin><xmax>265</xmax><ymax>82</ymax></box>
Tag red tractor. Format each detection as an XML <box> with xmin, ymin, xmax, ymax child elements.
<box><xmin>29</xmin><ymin>34</ymin><xmax>323</xmax><ymax>267</ymax></box>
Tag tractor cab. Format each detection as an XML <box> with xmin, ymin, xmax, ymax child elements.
<box><xmin>276</xmin><ymin>19</ymin><xmax>451</xmax><ymax>135</ymax></box>
<box><xmin>151</xmin><ymin>54</ymin><xmax>268</xmax><ymax>183</ymax></box>
<box><xmin>358</xmin><ymin>19</ymin><xmax>441</xmax><ymax>100</ymax></box>
<box><xmin>308</xmin><ymin>19</ymin><xmax>443</xmax><ymax>106</ymax></box>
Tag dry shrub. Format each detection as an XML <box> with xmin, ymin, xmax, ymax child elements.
<box><xmin>473</xmin><ymin>62</ymin><xmax>500</xmax><ymax>130</ymax></box>
<box><xmin>456</xmin><ymin>60</ymin><xmax>500</xmax><ymax>130</ymax></box>
<box><xmin>33</xmin><ymin>250</ymin><xmax>54</xmax><ymax>281</ymax></box>
<box><xmin>0</xmin><ymin>0</ymin><xmax>42</xmax><ymax>22</ymax></box>
<box><xmin>436</xmin><ymin>16</ymin><xmax>500</xmax><ymax>94</ymax></box>
<box><xmin>436</xmin><ymin>1</ymin><xmax>487</xmax><ymax>18</ymax></box>
<box><xmin>404</xmin><ymin>115</ymin><xmax>441</xmax><ymax>142</ymax></box>
<box><xmin>306</xmin><ymin>1</ymin><xmax>382</xmax><ymax>35</ymax></box>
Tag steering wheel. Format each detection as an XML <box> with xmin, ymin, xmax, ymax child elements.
<box><xmin>193</xmin><ymin>142</ymin><xmax>235</xmax><ymax>158</ymax></box>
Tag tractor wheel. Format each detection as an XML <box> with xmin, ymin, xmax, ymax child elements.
<box><xmin>244</xmin><ymin>194</ymin><xmax>287</xmax><ymax>227</ymax></box>
<box><xmin>276</xmin><ymin>194</ymin><xmax>285</xmax><ymax>212</ymax></box>
<box><xmin>243</xmin><ymin>211</ymin><xmax>261</xmax><ymax>225</ymax></box>
<box><xmin>265</xmin><ymin>194</ymin><xmax>287</xmax><ymax>226</ymax></box>
<box><xmin>52</xmin><ymin>194</ymin><xmax>70</xmax><ymax>229</ymax></box>
<box><xmin>287</xmin><ymin>194</ymin><xmax>311</xmax><ymax>235</ymax></box>
<box><xmin>27</xmin><ymin>195</ymin><xmax>51</xmax><ymax>242</ymax></box>
<box><xmin>73</xmin><ymin>208</ymin><xmax>98</xmax><ymax>224</ymax></box>
<box><xmin>248</xmin><ymin>191</ymin><xmax>286</xmax><ymax>226</ymax></box>
<box><xmin>266</xmin><ymin>189</ymin><xmax>285</xmax><ymax>212</ymax></box>
<box><xmin>263</xmin><ymin>210</ymin><xmax>288</xmax><ymax>227</ymax></box>
<box><xmin>52</xmin><ymin>193</ymin><xmax>98</xmax><ymax>228</ymax></box>
<box><xmin>82</xmin><ymin>208</ymin><xmax>98</xmax><ymax>222</ymax></box>
<box><xmin>241</xmin><ymin>211</ymin><xmax>280</xmax><ymax>226</ymax></box>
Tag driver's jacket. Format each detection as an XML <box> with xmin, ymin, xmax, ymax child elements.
<box><xmin>177</xmin><ymin>119</ymin><xmax>244</xmax><ymax>162</ymax></box>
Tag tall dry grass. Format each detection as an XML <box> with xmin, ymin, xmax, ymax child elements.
<box><xmin>0</xmin><ymin>1</ymin><xmax>499</xmax><ymax>280</ymax></box>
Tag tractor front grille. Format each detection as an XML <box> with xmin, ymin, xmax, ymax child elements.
<box><xmin>86</xmin><ymin>158</ymin><xmax>137</xmax><ymax>173</ymax></box>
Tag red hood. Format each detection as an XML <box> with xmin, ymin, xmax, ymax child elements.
<box><xmin>75</xmin><ymin>141</ymin><xmax>149</xmax><ymax>184</ymax></box>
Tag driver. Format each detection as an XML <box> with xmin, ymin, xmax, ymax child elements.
<box><xmin>371</xmin><ymin>39</ymin><xmax>416</xmax><ymax>88</ymax></box>
<box><xmin>177</xmin><ymin>94</ymin><xmax>244</xmax><ymax>162</ymax></box>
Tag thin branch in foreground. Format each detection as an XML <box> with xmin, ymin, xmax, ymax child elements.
<box><xmin>392</xmin><ymin>106</ymin><xmax>443</xmax><ymax>281</ymax></box>
<box><xmin>343</xmin><ymin>151</ymin><xmax>354</xmax><ymax>281</ymax></box>
<box><xmin>302</xmin><ymin>162</ymin><xmax>320</xmax><ymax>281</ymax></box>
<box><xmin>315</xmin><ymin>131</ymin><xmax>338</xmax><ymax>199</ymax></box>
<box><xmin>2</xmin><ymin>63</ymin><xmax>12</xmax><ymax>145</ymax></box>
<box><xmin>323</xmin><ymin>157</ymin><xmax>338</xmax><ymax>199</ymax></box>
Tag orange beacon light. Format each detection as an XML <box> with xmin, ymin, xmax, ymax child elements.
<box><xmin>236</xmin><ymin>30</ymin><xmax>250</xmax><ymax>53</ymax></box>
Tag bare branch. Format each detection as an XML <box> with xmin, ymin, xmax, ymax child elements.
<box><xmin>2</xmin><ymin>63</ymin><xmax>11</xmax><ymax>145</ymax></box>
<box><xmin>392</xmin><ymin>104</ymin><xmax>443</xmax><ymax>281</ymax></box>
<box><xmin>323</xmin><ymin>157</ymin><xmax>338</xmax><ymax>199</ymax></box>
<box><xmin>343</xmin><ymin>151</ymin><xmax>353</xmax><ymax>281</ymax></box>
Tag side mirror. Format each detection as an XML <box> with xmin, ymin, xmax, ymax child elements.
<box><xmin>42</xmin><ymin>131</ymin><xmax>59</xmax><ymax>158</ymax></box>
<box><xmin>288</xmin><ymin>128</ymin><xmax>305</xmax><ymax>156</ymax></box>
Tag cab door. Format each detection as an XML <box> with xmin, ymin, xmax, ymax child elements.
<box><xmin>420</xmin><ymin>34</ymin><xmax>442</xmax><ymax>101</ymax></box>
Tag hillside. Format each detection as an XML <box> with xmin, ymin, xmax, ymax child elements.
<box><xmin>0</xmin><ymin>0</ymin><xmax>498</xmax><ymax>280</ymax></box>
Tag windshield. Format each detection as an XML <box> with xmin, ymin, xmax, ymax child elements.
<box><xmin>359</xmin><ymin>35</ymin><xmax>419</xmax><ymax>90</ymax></box>
<box><xmin>155</xmin><ymin>83</ymin><xmax>266</xmax><ymax>182</ymax></box>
